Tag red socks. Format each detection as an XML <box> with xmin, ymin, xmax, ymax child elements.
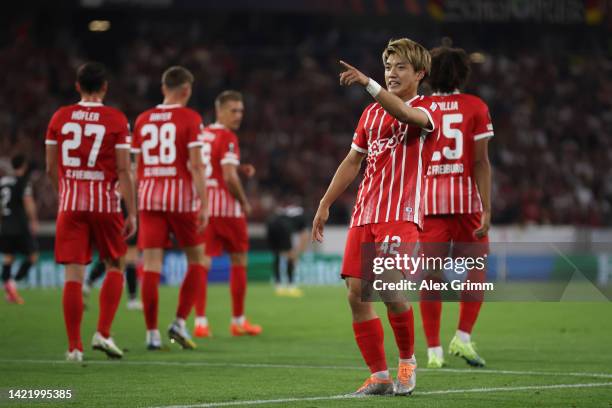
<box><xmin>194</xmin><ymin>266</ymin><xmax>209</xmax><ymax>317</ymax></box>
<box><xmin>230</xmin><ymin>265</ymin><xmax>247</xmax><ymax>317</ymax></box>
<box><xmin>353</xmin><ymin>318</ymin><xmax>387</xmax><ymax>373</ymax></box>
<box><xmin>63</xmin><ymin>281</ymin><xmax>83</xmax><ymax>351</ymax></box>
<box><xmin>97</xmin><ymin>270</ymin><xmax>124</xmax><ymax>338</ymax></box>
<box><xmin>387</xmin><ymin>308</ymin><xmax>415</xmax><ymax>359</ymax></box>
<box><xmin>420</xmin><ymin>300</ymin><xmax>442</xmax><ymax>347</ymax></box>
<box><xmin>142</xmin><ymin>271</ymin><xmax>161</xmax><ymax>330</ymax></box>
<box><xmin>458</xmin><ymin>301</ymin><xmax>482</xmax><ymax>333</ymax></box>
<box><xmin>176</xmin><ymin>264</ymin><xmax>205</xmax><ymax>319</ymax></box>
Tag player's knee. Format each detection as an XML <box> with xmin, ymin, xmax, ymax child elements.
<box><xmin>104</xmin><ymin>257</ymin><xmax>124</xmax><ymax>271</ymax></box>
<box><xmin>29</xmin><ymin>253</ymin><xmax>39</xmax><ymax>263</ymax></box>
<box><xmin>230</xmin><ymin>252</ymin><xmax>247</xmax><ymax>266</ymax></box>
<box><xmin>384</xmin><ymin>301</ymin><xmax>410</xmax><ymax>314</ymax></box>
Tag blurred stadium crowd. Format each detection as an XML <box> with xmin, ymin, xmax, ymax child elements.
<box><xmin>1</xmin><ymin>12</ymin><xmax>610</xmax><ymax>225</ymax></box>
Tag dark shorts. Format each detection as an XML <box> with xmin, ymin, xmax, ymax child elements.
<box><xmin>267</xmin><ymin>221</ymin><xmax>292</xmax><ymax>252</ymax></box>
<box><xmin>0</xmin><ymin>232</ymin><xmax>38</xmax><ymax>256</ymax></box>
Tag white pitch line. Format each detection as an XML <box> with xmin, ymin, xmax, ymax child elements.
<box><xmin>1</xmin><ymin>358</ymin><xmax>612</xmax><ymax>380</ymax></box>
<box><xmin>147</xmin><ymin>382</ymin><xmax>612</xmax><ymax>408</ymax></box>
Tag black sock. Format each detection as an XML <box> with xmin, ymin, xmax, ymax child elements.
<box><xmin>2</xmin><ymin>264</ymin><xmax>11</xmax><ymax>283</ymax></box>
<box><xmin>14</xmin><ymin>261</ymin><xmax>32</xmax><ymax>281</ymax></box>
<box><xmin>125</xmin><ymin>263</ymin><xmax>137</xmax><ymax>299</ymax></box>
<box><xmin>287</xmin><ymin>259</ymin><xmax>295</xmax><ymax>285</ymax></box>
<box><xmin>87</xmin><ymin>261</ymin><xmax>106</xmax><ymax>286</ymax></box>
<box><xmin>273</xmin><ymin>253</ymin><xmax>281</xmax><ymax>284</ymax></box>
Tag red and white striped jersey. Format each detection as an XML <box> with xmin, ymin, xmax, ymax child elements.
<box><xmin>132</xmin><ymin>104</ymin><xmax>204</xmax><ymax>213</ymax></box>
<box><xmin>424</xmin><ymin>92</ymin><xmax>494</xmax><ymax>215</ymax></box>
<box><xmin>199</xmin><ymin>123</ymin><xmax>244</xmax><ymax>218</ymax></box>
<box><xmin>45</xmin><ymin>101</ymin><xmax>131</xmax><ymax>213</ymax></box>
<box><xmin>350</xmin><ymin>95</ymin><xmax>441</xmax><ymax>228</ymax></box>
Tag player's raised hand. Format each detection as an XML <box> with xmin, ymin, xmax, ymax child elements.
<box><xmin>339</xmin><ymin>60</ymin><xmax>369</xmax><ymax>87</ymax></box>
<box><xmin>474</xmin><ymin>211</ymin><xmax>491</xmax><ymax>239</ymax></box>
<box><xmin>239</xmin><ymin>164</ymin><xmax>256</xmax><ymax>178</ymax></box>
<box><xmin>311</xmin><ymin>206</ymin><xmax>329</xmax><ymax>243</ymax></box>
<box><xmin>123</xmin><ymin>214</ymin><xmax>137</xmax><ymax>240</ymax></box>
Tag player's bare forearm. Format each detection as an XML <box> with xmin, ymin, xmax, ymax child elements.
<box><xmin>45</xmin><ymin>145</ymin><xmax>59</xmax><ymax>192</ymax></box>
<box><xmin>188</xmin><ymin>147</ymin><xmax>208</xmax><ymax>208</ymax></box>
<box><xmin>319</xmin><ymin>149</ymin><xmax>364</xmax><ymax>209</ymax></box>
<box><xmin>23</xmin><ymin>196</ymin><xmax>38</xmax><ymax>225</ymax></box>
<box><xmin>474</xmin><ymin>139</ymin><xmax>492</xmax><ymax>214</ymax></box>
<box><xmin>474</xmin><ymin>138</ymin><xmax>492</xmax><ymax>238</ymax></box>
<box><xmin>222</xmin><ymin>165</ymin><xmax>249</xmax><ymax>208</ymax></box>
<box><xmin>116</xmin><ymin>149</ymin><xmax>137</xmax><ymax>217</ymax></box>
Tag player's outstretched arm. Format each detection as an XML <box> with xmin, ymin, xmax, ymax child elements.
<box><xmin>189</xmin><ymin>146</ymin><xmax>209</xmax><ymax>232</ymax></box>
<box><xmin>312</xmin><ymin>149</ymin><xmax>365</xmax><ymax>242</ymax></box>
<box><xmin>116</xmin><ymin>148</ymin><xmax>137</xmax><ymax>239</ymax></box>
<box><xmin>473</xmin><ymin>138</ymin><xmax>492</xmax><ymax>238</ymax></box>
<box><xmin>45</xmin><ymin>145</ymin><xmax>59</xmax><ymax>193</ymax></box>
<box><xmin>339</xmin><ymin>60</ymin><xmax>431</xmax><ymax>130</ymax></box>
<box><xmin>222</xmin><ymin>163</ymin><xmax>251</xmax><ymax>216</ymax></box>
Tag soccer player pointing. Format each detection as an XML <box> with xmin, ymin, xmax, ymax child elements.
<box><xmin>313</xmin><ymin>38</ymin><xmax>441</xmax><ymax>396</ymax></box>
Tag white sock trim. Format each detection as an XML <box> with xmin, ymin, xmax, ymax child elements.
<box><xmin>428</xmin><ymin>346</ymin><xmax>444</xmax><ymax>359</ymax></box>
<box><xmin>195</xmin><ymin>316</ymin><xmax>208</xmax><ymax>326</ymax></box>
<box><xmin>232</xmin><ymin>316</ymin><xmax>245</xmax><ymax>325</ymax></box>
<box><xmin>372</xmin><ymin>370</ymin><xmax>390</xmax><ymax>380</ymax></box>
<box><xmin>456</xmin><ymin>330</ymin><xmax>471</xmax><ymax>343</ymax></box>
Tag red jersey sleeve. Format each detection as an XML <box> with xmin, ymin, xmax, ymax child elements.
<box><xmin>113</xmin><ymin>111</ymin><xmax>131</xmax><ymax>149</ymax></box>
<box><xmin>220</xmin><ymin>132</ymin><xmax>240</xmax><ymax>166</ymax></box>
<box><xmin>45</xmin><ymin>108</ymin><xmax>64</xmax><ymax>146</ymax></box>
<box><xmin>413</xmin><ymin>98</ymin><xmax>441</xmax><ymax>133</ymax></box>
<box><xmin>131</xmin><ymin>114</ymin><xmax>144</xmax><ymax>153</ymax></box>
<box><xmin>351</xmin><ymin>104</ymin><xmax>373</xmax><ymax>154</ymax></box>
<box><xmin>187</xmin><ymin>111</ymin><xmax>205</xmax><ymax>150</ymax></box>
<box><xmin>472</xmin><ymin>100</ymin><xmax>494</xmax><ymax>141</ymax></box>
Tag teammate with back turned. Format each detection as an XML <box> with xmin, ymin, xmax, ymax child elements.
<box><xmin>192</xmin><ymin>90</ymin><xmax>261</xmax><ymax>338</ymax></box>
<box><xmin>132</xmin><ymin>66</ymin><xmax>208</xmax><ymax>351</ymax></box>
<box><xmin>418</xmin><ymin>46</ymin><xmax>493</xmax><ymax>369</ymax></box>
<box><xmin>45</xmin><ymin>62</ymin><xmax>138</xmax><ymax>362</ymax></box>
<box><xmin>312</xmin><ymin>38</ymin><xmax>441</xmax><ymax>396</ymax></box>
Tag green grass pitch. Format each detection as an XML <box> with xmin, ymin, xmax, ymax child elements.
<box><xmin>1</xmin><ymin>284</ymin><xmax>611</xmax><ymax>407</ymax></box>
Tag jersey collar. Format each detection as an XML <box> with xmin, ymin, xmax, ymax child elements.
<box><xmin>156</xmin><ymin>104</ymin><xmax>182</xmax><ymax>109</ymax></box>
<box><xmin>78</xmin><ymin>101</ymin><xmax>104</xmax><ymax>107</ymax></box>
<box><xmin>432</xmin><ymin>90</ymin><xmax>461</xmax><ymax>96</ymax></box>
<box><xmin>210</xmin><ymin>122</ymin><xmax>226</xmax><ymax>129</ymax></box>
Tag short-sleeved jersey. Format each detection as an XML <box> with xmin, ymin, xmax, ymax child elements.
<box><xmin>0</xmin><ymin>173</ymin><xmax>32</xmax><ymax>234</ymax></box>
<box><xmin>350</xmin><ymin>95</ymin><xmax>441</xmax><ymax>228</ymax></box>
<box><xmin>45</xmin><ymin>101</ymin><xmax>131</xmax><ymax>213</ymax></box>
<box><xmin>424</xmin><ymin>92</ymin><xmax>494</xmax><ymax>215</ymax></box>
<box><xmin>199</xmin><ymin>123</ymin><xmax>244</xmax><ymax>218</ymax></box>
<box><xmin>132</xmin><ymin>104</ymin><xmax>204</xmax><ymax>213</ymax></box>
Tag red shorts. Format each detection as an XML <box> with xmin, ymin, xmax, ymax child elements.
<box><xmin>341</xmin><ymin>221</ymin><xmax>419</xmax><ymax>280</ymax></box>
<box><xmin>55</xmin><ymin>211</ymin><xmax>127</xmax><ymax>264</ymax></box>
<box><xmin>138</xmin><ymin>211</ymin><xmax>203</xmax><ymax>249</ymax></box>
<box><xmin>203</xmin><ymin>217</ymin><xmax>249</xmax><ymax>256</ymax></box>
<box><xmin>419</xmin><ymin>213</ymin><xmax>489</xmax><ymax>257</ymax></box>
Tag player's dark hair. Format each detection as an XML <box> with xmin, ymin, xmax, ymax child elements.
<box><xmin>76</xmin><ymin>62</ymin><xmax>107</xmax><ymax>93</ymax></box>
<box><xmin>215</xmin><ymin>90</ymin><xmax>243</xmax><ymax>108</ymax></box>
<box><xmin>162</xmin><ymin>66</ymin><xmax>194</xmax><ymax>90</ymax></box>
<box><xmin>428</xmin><ymin>46</ymin><xmax>471</xmax><ymax>93</ymax></box>
<box><xmin>11</xmin><ymin>154</ymin><xmax>26</xmax><ymax>170</ymax></box>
